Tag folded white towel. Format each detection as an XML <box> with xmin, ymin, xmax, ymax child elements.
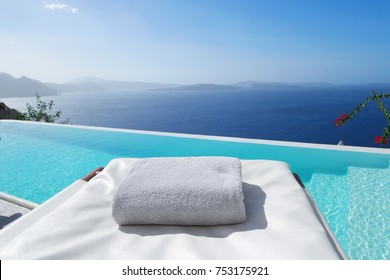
<box><xmin>112</xmin><ymin>157</ymin><xmax>246</xmax><ymax>226</ymax></box>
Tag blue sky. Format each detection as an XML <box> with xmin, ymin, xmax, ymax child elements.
<box><xmin>1</xmin><ymin>0</ymin><xmax>390</xmax><ymax>84</ymax></box>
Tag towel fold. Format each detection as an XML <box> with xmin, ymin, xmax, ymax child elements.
<box><xmin>112</xmin><ymin>157</ymin><xmax>246</xmax><ymax>226</ymax></box>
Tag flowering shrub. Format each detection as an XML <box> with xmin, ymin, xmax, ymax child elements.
<box><xmin>334</xmin><ymin>90</ymin><xmax>390</xmax><ymax>145</ymax></box>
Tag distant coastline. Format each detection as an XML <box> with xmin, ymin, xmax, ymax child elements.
<box><xmin>151</xmin><ymin>83</ymin><xmax>242</xmax><ymax>91</ymax></box>
<box><xmin>1</xmin><ymin>72</ymin><xmax>390</xmax><ymax>98</ymax></box>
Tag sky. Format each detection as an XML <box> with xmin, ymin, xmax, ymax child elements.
<box><xmin>1</xmin><ymin>0</ymin><xmax>390</xmax><ymax>84</ymax></box>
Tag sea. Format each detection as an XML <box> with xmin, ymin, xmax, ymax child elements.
<box><xmin>2</xmin><ymin>85</ymin><xmax>390</xmax><ymax>148</ymax></box>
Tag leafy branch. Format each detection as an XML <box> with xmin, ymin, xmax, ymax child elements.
<box><xmin>334</xmin><ymin>90</ymin><xmax>390</xmax><ymax>145</ymax></box>
<box><xmin>17</xmin><ymin>94</ymin><xmax>70</xmax><ymax>124</ymax></box>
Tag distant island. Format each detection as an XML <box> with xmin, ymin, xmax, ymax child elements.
<box><xmin>229</xmin><ymin>81</ymin><xmax>335</xmax><ymax>88</ymax></box>
<box><xmin>152</xmin><ymin>83</ymin><xmax>242</xmax><ymax>91</ymax></box>
<box><xmin>230</xmin><ymin>81</ymin><xmax>298</xmax><ymax>88</ymax></box>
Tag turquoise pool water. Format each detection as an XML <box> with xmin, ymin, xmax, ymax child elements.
<box><xmin>0</xmin><ymin>121</ymin><xmax>389</xmax><ymax>259</ymax></box>
<box><xmin>306</xmin><ymin>167</ymin><xmax>389</xmax><ymax>260</ymax></box>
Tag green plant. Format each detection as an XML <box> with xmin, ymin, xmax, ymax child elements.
<box><xmin>334</xmin><ymin>90</ymin><xmax>390</xmax><ymax>145</ymax></box>
<box><xmin>17</xmin><ymin>94</ymin><xmax>70</xmax><ymax>124</ymax></box>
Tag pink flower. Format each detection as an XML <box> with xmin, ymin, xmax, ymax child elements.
<box><xmin>375</xmin><ymin>136</ymin><xmax>388</xmax><ymax>145</ymax></box>
<box><xmin>334</xmin><ymin>113</ymin><xmax>349</xmax><ymax>126</ymax></box>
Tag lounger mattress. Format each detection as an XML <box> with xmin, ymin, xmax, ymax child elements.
<box><xmin>0</xmin><ymin>159</ymin><xmax>341</xmax><ymax>259</ymax></box>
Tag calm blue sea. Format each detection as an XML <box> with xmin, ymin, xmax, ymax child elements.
<box><xmin>2</xmin><ymin>85</ymin><xmax>390</xmax><ymax>148</ymax></box>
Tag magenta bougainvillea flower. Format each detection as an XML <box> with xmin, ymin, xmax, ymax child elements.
<box><xmin>334</xmin><ymin>113</ymin><xmax>349</xmax><ymax>126</ymax></box>
<box><xmin>375</xmin><ymin>136</ymin><xmax>388</xmax><ymax>145</ymax></box>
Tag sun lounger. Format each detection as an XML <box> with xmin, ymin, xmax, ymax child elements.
<box><xmin>0</xmin><ymin>158</ymin><xmax>345</xmax><ymax>259</ymax></box>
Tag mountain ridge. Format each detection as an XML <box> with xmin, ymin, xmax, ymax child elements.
<box><xmin>0</xmin><ymin>73</ymin><xmax>57</xmax><ymax>98</ymax></box>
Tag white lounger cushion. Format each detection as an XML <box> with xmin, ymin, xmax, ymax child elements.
<box><xmin>0</xmin><ymin>159</ymin><xmax>341</xmax><ymax>259</ymax></box>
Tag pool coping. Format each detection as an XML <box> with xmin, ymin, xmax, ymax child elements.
<box><xmin>2</xmin><ymin>119</ymin><xmax>390</xmax><ymax>155</ymax></box>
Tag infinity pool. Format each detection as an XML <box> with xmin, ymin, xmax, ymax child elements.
<box><xmin>0</xmin><ymin>120</ymin><xmax>389</xmax><ymax>259</ymax></box>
